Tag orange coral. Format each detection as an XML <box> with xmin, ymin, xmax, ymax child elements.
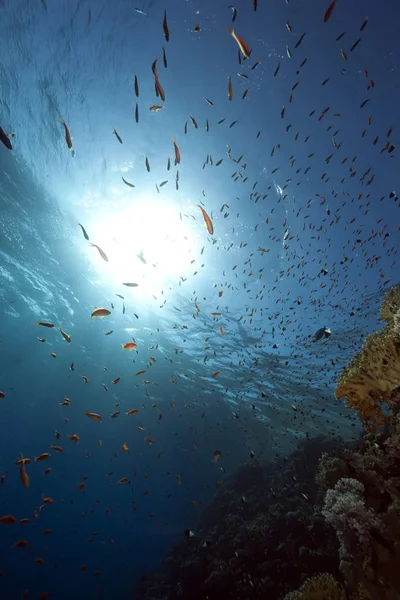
<box><xmin>379</xmin><ymin>284</ymin><xmax>400</xmax><ymax>325</ymax></box>
<box><xmin>335</xmin><ymin>287</ymin><xmax>400</xmax><ymax>429</ymax></box>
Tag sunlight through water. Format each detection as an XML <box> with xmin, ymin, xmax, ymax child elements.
<box><xmin>83</xmin><ymin>197</ymin><xmax>199</xmax><ymax>296</ymax></box>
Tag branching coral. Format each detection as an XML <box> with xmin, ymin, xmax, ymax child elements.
<box><xmin>282</xmin><ymin>573</ymin><xmax>346</xmax><ymax>600</ymax></box>
<box><xmin>316</xmin><ymin>410</ymin><xmax>400</xmax><ymax>599</ymax></box>
<box><xmin>335</xmin><ymin>288</ymin><xmax>400</xmax><ymax>428</ymax></box>
<box><xmin>321</xmin><ymin>478</ymin><xmax>385</xmax><ymax>560</ymax></box>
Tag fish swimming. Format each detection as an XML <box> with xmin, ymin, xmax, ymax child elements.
<box><xmin>0</xmin><ymin>126</ymin><xmax>13</xmax><ymax>150</ymax></box>
<box><xmin>136</xmin><ymin>250</ymin><xmax>147</xmax><ymax>264</ymax></box>
<box><xmin>314</xmin><ymin>327</ymin><xmax>332</xmax><ymax>341</ymax></box>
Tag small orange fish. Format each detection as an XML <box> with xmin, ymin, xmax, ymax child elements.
<box><xmin>152</xmin><ymin>58</ymin><xmax>159</xmax><ymax>77</ymax></box>
<box><xmin>112</xmin><ymin>377</ymin><xmax>121</xmax><ymax>385</ymax></box>
<box><xmin>135</xmin><ymin>370</ymin><xmax>146</xmax><ymax>376</ymax></box>
<box><xmin>19</xmin><ymin>455</ymin><xmax>29</xmax><ymax>489</ymax></box>
<box><xmin>0</xmin><ymin>391</ymin><xmax>5</xmax><ymax>398</ymax></box>
<box><xmin>220</xmin><ymin>326</ymin><xmax>225</xmax><ymax>336</ymax></box>
<box><xmin>50</xmin><ymin>445</ymin><xmax>63</xmax><ymax>452</ymax></box>
<box><xmin>150</xmin><ymin>105</ymin><xmax>164</xmax><ymax>112</ymax></box>
<box><xmin>60</xmin><ymin>119</ymin><xmax>73</xmax><ymax>150</ymax></box>
<box><xmin>35</xmin><ymin>557</ymin><xmax>45</xmax><ymax>565</ymax></box>
<box><xmin>122</xmin><ymin>443</ymin><xmax>129</xmax><ymax>453</ymax></box>
<box><xmin>0</xmin><ymin>515</ymin><xmax>16</xmax><ymax>525</ymax></box>
<box><xmin>68</xmin><ymin>434</ymin><xmax>80</xmax><ymax>442</ymax></box>
<box><xmin>121</xmin><ymin>342</ymin><xmax>136</xmax><ymax>351</ymax></box>
<box><xmin>91</xmin><ymin>307</ymin><xmax>111</xmax><ymax>318</ymax></box>
<box><xmin>117</xmin><ymin>477</ymin><xmax>129</xmax><ymax>484</ymax></box>
<box><xmin>213</xmin><ymin>450</ymin><xmax>222</xmax><ymax>462</ymax></box>
<box><xmin>35</xmin><ymin>453</ymin><xmax>50</xmax><ymax>461</ymax></box>
<box><xmin>228</xmin><ymin>76</ymin><xmax>233</xmax><ymax>101</ymax></box>
<box><xmin>324</xmin><ymin>0</ymin><xmax>337</xmax><ymax>23</ymax></box>
<box><xmin>15</xmin><ymin>457</ymin><xmax>31</xmax><ymax>465</ymax></box>
<box><xmin>211</xmin><ymin>371</ymin><xmax>221</xmax><ymax>378</ymax></box>
<box><xmin>84</xmin><ymin>410</ymin><xmax>102</xmax><ymax>421</ymax></box>
<box><xmin>172</xmin><ymin>139</ymin><xmax>180</xmax><ymax>164</ymax></box>
<box><xmin>163</xmin><ymin>9</ymin><xmax>169</xmax><ymax>42</ymax></box>
<box><xmin>198</xmin><ymin>205</ymin><xmax>214</xmax><ymax>235</ymax></box>
<box><xmin>125</xmin><ymin>408</ymin><xmax>139</xmax><ymax>415</ymax></box>
<box><xmin>227</xmin><ymin>28</ymin><xmax>252</xmax><ymax>59</ymax></box>
<box><xmin>155</xmin><ymin>77</ymin><xmax>165</xmax><ymax>102</ymax></box>
<box><xmin>90</xmin><ymin>243</ymin><xmax>109</xmax><ymax>262</ymax></box>
<box><xmin>12</xmin><ymin>539</ymin><xmax>29</xmax><ymax>548</ymax></box>
<box><xmin>59</xmin><ymin>324</ymin><xmax>71</xmax><ymax>343</ymax></box>
<box><xmin>145</xmin><ymin>437</ymin><xmax>154</xmax><ymax>445</ymax></box>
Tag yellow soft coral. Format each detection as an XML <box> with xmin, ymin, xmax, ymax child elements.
<box><xmin>282</xmin><ymin>573</ymin><xmax>347</xmax><ymax>600</ymax></box>
<box><xmin>379</xmin><ymin>285</ymin><xmax>400</xmax><ymax>325</ymax></box>
<box><xmin>335</xmin><ymin>288</ymin><xmax>400</xmax><ymax>429</ymax></box>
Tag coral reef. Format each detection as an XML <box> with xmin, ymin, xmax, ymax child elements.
<box><xmin>137</xmin><ymin>416</ymin><xmax>400</xmax><ymax>600</ymax></box>
<box><xmin>322</xmin><ymin>478</ymin><xmax>385</xmax><ymax>571</ymax></box>
<box><xmin>282</xmin><ymin>573</ymin><xmax>374</xmax><ymax>600</ymax></box>
<box><xmin>282</xmin><ymin>573</ymin><xmax>347</xmax><ymax>600</ymax></box>
<box><xmin>315</xmin><ymin>409</ymin><xmax>400</xmax><ymax>600</ymax></box>
<box><xmin>379</xmin><ymin>284</ymin><xmax>400</xmax><ymax>325</ymax></box>
<box><xmin>136</xmin><ymin>437</ymin><xmax>341</xmax><ymax>600</ymax></box>
<box><xmin>137</xmin><ymin>286</ymin><xmax>400</xmax><ymax>600</ymax></box>
<box><xmin>335</xmin><ymin>286</ymin><xmax>400</xmax><ymax>429</ymax></box>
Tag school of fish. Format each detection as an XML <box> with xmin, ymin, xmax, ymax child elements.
<box><xmin>0</xmin><ymin>1</ymin><xmax>398</xmax><ymax>598</ymax></box>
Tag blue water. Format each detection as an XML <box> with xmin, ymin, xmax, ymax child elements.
<box><xmin>0</xmin><ymin>0</ymin><xmax>398</xmax><ymax>597</ymax></box>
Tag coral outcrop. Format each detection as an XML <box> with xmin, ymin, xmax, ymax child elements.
<box><xmin>138</xmin><ymin>286</ymin><xmax>400</xmax><ymax>600</ymax></box>
<box><xmin>335</xmin><ymin>286</ymin><xmax>400</xmax><ymax>429</ymax></box>
<box><xmin>136</xmin><ymin>438</ymin><xmax>341</xmax><ymax>600</ymax></box>
<box><xmin>282</xmin><ymin>573</ymin><xmax>346</xmax><ymax>600</ymax></box>
<box><xmin>315</xmin><ymin>409</ymin><xmax>400</xmax><ymax>600</ymax></box>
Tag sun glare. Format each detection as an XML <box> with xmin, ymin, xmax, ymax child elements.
<box><xmin>86</xmin><ymin>198</ymin><xmax>198</xmax><ymax>295</ymax></box>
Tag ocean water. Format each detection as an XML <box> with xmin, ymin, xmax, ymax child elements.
<box><xmin>0</xmin><ymin>0</ymin><xmax>398</xmax><ymax>598</ymax></box>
